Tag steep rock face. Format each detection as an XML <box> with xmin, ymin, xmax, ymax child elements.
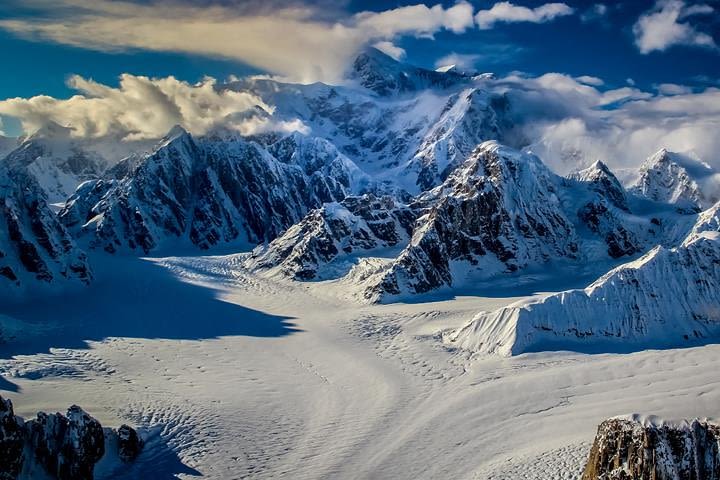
<box><xmin>0</xmin><ymin>395</ymin><xmax>144</xmax><ymax>480</ymax></box>
<box><xmin>630</xmin><ymin>149</ymin><xmax>712</xmax><ymax>211</ymax></box>
<box><xmin>408</xmin><ymin>89</ymin><xmax>512</xmax><ymax>191</ymax></box>
<box><xmin>0</xmin><ymin>396</ymin><xmax>24</xmax><ymax>480</ymax></box>
<box><xmin>27</xmin><ymin>405</ymin><xmax>105</xmax><ymax>480</ymax></box>
<box><xmin>446</xmin><ymin>202</ymin><xmax>720</xmax><ymax>356</ymax></box>
<box><xmin>363</xmin><ymin>142</ymin><xmax>580</xmax><ymax>300</ymax></box>
<box><xmin>569</xmin><ymin>161</ymin><xmax>642</xmax><ymax>259</ymax></box>
<box><xmin>246</xmin><ymin>194</ymin><xmax>417</xmax><ymax>279</ymax></box>
<box><xmin>569</xmin><ymin>161</ymin><xmax>629</xmax><ymax>211</ymax></box>
<box><xmin>350</xmin><ymin>47</ymin><xmax>467</xmax><ymax>96</ymax></box>
<box><xmin>582</xmin><ymin>416</ymin><xmax>720</xmax><ymax>480</ymax></box>
<box><xmin>0</xmin><ymin>166</ymin><xmax>92</xmax><ymax>293</ymax></box>
<box><xmin>117</xmin><ymin>424</ymin><xmax>144</xmax><ymax>463</ymax></box>
<box><xmin>60</xmin><ymin>128</ymin><xmax>367</xmax><ymax>253</ymax></box>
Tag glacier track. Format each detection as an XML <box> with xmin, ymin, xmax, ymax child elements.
<box><xmin>2</xmin><ymin>253</ymin><xmax>720</xmax><ymax>479</ymax></box>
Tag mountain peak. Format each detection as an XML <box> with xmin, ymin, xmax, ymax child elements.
<box><xmin>26</xmin><ymin>121</ymin><xmax>74</xmax><ymax>143</ymax></box>
<box><xmin>350</xmin><ymin>47</ymin><xmax>467</xmax><ymax>96</ymax></box>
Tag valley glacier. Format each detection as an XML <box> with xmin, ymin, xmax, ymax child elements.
<box><xmin>1</xmin><ymin>48</ymin><xmax>720</xmax><ymax>479</ymax></box>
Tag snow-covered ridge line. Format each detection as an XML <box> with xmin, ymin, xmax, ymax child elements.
<box><xmin>59</xmin><ymin>127</ymin><xmax>371</xmax><ymax>254</ymax></box>
<box><xmin>446</xmin><ymin>201</ymin><xmax>720</xmax><ymax>356</ymax></box>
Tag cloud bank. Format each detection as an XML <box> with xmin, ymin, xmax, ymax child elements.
<box><xmin>633</xmin><ymin>0</ymin><xmax>718</xmax><ymax>54</ymax></box>
<box><xmin>492</xmin><ymin>73</ymin><xmax>720</xmax><ymax>175</ymax></box>
<box><xmin>0</xmin><ymin>74</ymin><xmax>306</xmax><ymax>141</ymax></box>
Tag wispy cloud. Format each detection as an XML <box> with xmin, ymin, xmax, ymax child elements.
<box><xmin>633</xmin><ymin>0</ymin><xmax>718</xmax><ymax>54</ymax></box>
<box><xmin>475</xmin><ymin>2</ymin><xmax>574</xmax><ymax>30</ymax></box>
<box><xmin>0</xmin><ymin>0</ymin><xmax>475</xmax><ymax>83</ymax></box>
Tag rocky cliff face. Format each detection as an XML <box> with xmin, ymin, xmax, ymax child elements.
<box><xmin>446</xmin><ymin>202</ymin><xmax>720</xmax><ymax>356</ymax></box>
<box><xmin>59</xmin><ymin>127</ymin><xmax>368</xmax><ymax>253</ymax></box>
<box><xmin>246</xmin><ymin>194</ymin><xmax>417</xmax><ymax>280</ymax></box>
<box><xmin>582</xmin><ymin>416</ymin><xmax>720</xmax><ymax>480</ymax></box>
<box><xmin>0</xmin><ymin>395</ymin><xmax>143</xmax><ymax>480</ymax></box>
<box><xmin>0</xmin><ymin>396</ymin><xmax>24</xmax><ymax>479</ymax></box>
<box><xmin>361</xmin><ymin>142</ymin><xmax>582</xmax><ymax>300</ymax></box>
<box><xmin>0</xmin><ymin>165</ymin><xmax>92</xmax><ymax>294</ymax></box>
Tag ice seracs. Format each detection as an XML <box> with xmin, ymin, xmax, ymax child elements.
<box><xmin>447</xmin><ymin>201</ymin><xmax>720</xmax><ymax>356</ymax></box>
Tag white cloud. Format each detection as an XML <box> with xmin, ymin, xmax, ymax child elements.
<box><xmin>655</xmin><ymin>83</ymin><xmax>693</xmax><ymax>95</ymax></box>
<box><xmin>633</xmin><ymin>0</ymin><xmax>718</xmax><ymax>54</ymax></box>
<box><xmin>0</xmin><ymin>0</ymin><xmax>476</xmax><ymax>84</ymax></box>
<box><xmin>575</xmin><ymin>75</ymin><xmax>604</xmax><ymax>87</ymax></box>
<box><xmin>475</xmin><ymin>2</ymin><xmax>574</xmax><ymax>29</ymax></box>
<box><xmin>0</xmin><ymin>74</ymin><xmax>307</xmax><ymax>141</ymax></box>
<box><xmin>495</xmin><ymin>73</ymin><xmax>720</xmax><ymax>175</ymax></box>
<box><xmin>356</xmin><ymin>2</ymin><xmax>475</xmax><ymax>37</ymax></box>
<box><xmin>372</xmin><ymin>41</ymin><xmax>406</xmax><ymax>61</ymax></box>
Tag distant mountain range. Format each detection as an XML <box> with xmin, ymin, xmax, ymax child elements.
<box><xmin>1</xmin><ymin>47</ymin><xmax>719</xmax><ymax>360</ymax></box>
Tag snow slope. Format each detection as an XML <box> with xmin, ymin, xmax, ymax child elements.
<box><xmin>447</xmin><ymin>202</ymin><xmax>720</xmax><ymax>356</ymax></box>
<box><xmin>2</xmin><ymin>253</ymin><xmax>720</xmax><ymax>479</ymax></box>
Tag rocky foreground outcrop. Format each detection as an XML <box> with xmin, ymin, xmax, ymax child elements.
<box><xmin>0</xmin><ymin>395</ymin><xmax>143</xmax><ymax>480</ymax></box>
<box><xmin>582</xmin><ymin>415</ymin><xmax>720</xmax><ymax>479</ymax></box>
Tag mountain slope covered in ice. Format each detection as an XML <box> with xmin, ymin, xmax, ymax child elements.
<box><xmin>447</xmin><ymin>202</ymin><xmax>720</xmax><ymax>356</ymax></box>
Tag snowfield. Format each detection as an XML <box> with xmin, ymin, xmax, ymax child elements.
<box><xmin>2</xmin><ymin>253</ymin><xmax>720</xmax><ymax>479</ymax></box>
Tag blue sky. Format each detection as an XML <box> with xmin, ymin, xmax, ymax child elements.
<box><xmin>0</xmin><ymin>0</ymin><xmax>718</xmax><ymax>137</ymax></box>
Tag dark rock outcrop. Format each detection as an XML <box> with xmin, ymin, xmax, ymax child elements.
<box><xmin>582</xmin><ymin>416</ymin><xmax>720</xmax><ymax>480</ymax></box>
<box><xmin>0</xmin><ymin>395</ymin><xmax>143</xmax><ymax>480</ymax></box>
<box><xmin>117</xmin><ymin>424</ymin><xmax>143</xmax><ymax>462</ymax></box>
<box><xmin>0</xmin><ymin>396</ymin><xmax>24</xmax><ymax>480</ymax></box>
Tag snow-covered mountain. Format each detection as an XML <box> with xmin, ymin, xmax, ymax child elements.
<box><xmin>246</xmin><ymin>194</ymin><xmax>417</xmax><ymax>280</ymax></box>
<box><xmin>360</xmin><ymin>142</ymin><xmax>580</xmax><ymax>300</ymax></box>
<box><xmin>0</xmin><ymin>135</ymin><xmax>18</xmax><ymax>159</ymax></box>
<box><xmin>248</xmin><ymin>140</ymin><xmax>697</xmax><ymax>302</ymax></box>
<box><xmin>350</xmin><ymin>47</ymin><xmax>468</xmax><ymax>97</ymax></box>
<box><xmin>225</xmin><ymin>49</ymin><xmax>513</xmax><ymax>192</ymax></box>
<box><xmin>1</xmin><ymin>123</ymin><xmax>149</xmax><ymax>205</ymax></box>
<box><xmin>447</xmin><ymin>201</ymin><xmax>720</xmax><ymax>356</ymax></box>
<box><xmin>60</xmin><ymin>127</ymin><xmax>370</xmax><ymax>253</ymax></box>
<box><xmin>0</xmin><ymin>164</ymin><xmax>91</xmax><ymax>295</ymax></box>
<box><xmin>356</xmin><ymin>143</ymin><xmax>681</xmax><ymax>301</ymax></box>
<box><xmin>630</xmin><ymin>148</ymin><xmax>717</xmax><ymax>211</ymax></box>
